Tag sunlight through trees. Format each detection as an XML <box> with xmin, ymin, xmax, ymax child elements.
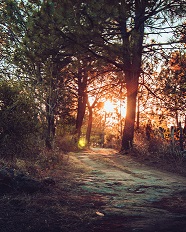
<box><xmin>0</xmin><ymin>0</ymin><xmax>186</xmax><ymax>157</ymax></box>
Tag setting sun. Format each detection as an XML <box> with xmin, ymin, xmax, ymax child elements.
<box><xmin>104</xmin><ymin>100</ymin><xmax>126</xmax><ymax>117</ymax></box>
<box><xmin>104</xmin><ymin>100</ymin><xmax>115</xmax><ymax>113</ymax></box>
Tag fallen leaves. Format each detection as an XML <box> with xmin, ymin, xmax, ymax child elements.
<box><xmin>96</xmin><ymin>211</ymin><xmax>104</xmax><ymax>217</ymax></box>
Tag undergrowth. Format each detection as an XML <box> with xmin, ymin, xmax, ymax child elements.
<box><xmin>0</xmin><ymin>147</ymin><xmax>95</xmax><ymax>232</ymax></box>
<box><xmin>133</xmin><ymin>130</ymin><xmax>186</xmax><ymax>176</ymax></box>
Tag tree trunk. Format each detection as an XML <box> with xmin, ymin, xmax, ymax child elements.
<box><xmin>175</xmin><ymin>110</ymin><xmax>179</xmax><ymax>128</ymax></box>
<box><xmin>45</xmin><ymin>96</ymin><xmax>55</xmax><ymax>150</ymax></box>
<box><xmin>76</xmin><ymin>96</ymin><xmax>87</xmax><ymax>139</ymax></box>
<box><xmin>120</xmin><ymin>2</ymin><xmax>145</xmax><ymax>152</ymax></box>
<box><xmin>136</xmin><ymin>95</ymin><xmax>140</xmax><ymax>130</ymax></box>
<box><xmin>44</xmin><ymin>62</ymin><xmax>61</xmax><ymax>150</ymax></box>
<box><xmin>121</xmin><ymin>73</ymin><xmax>139</xmax><ymax>151</ymax></box>
<box><xmin>75</xmin><ymin>70</ymin><xmax>88</xmax><ymax>140</ymax></box>
<box><xmin>86</xmin><ymin>106</ymin><xmax>93</xmax><ymax>147</ymax></box>
<box><xmin>179</xmin><ymin>122</ymin><xmax>184</xmax><ymax>151</ymax></box>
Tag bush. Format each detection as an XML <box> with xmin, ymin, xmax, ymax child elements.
<box><xmin>133</xmin><ymin>128</ymin><xmax>186</xmax><ymax>171</ymax></box>
<box><xmin>55</xmin><ymin>134</ymin><xmax>78</xmax><ymax>152</ymax></box>
<box><xmin>0</xmin><ymin>80</ymin><xmax>42</xmax><ymax>159</ymax></box>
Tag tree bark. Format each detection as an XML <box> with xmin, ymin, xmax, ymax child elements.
<box><xmin>136</xmin><ymin>95</ymin><xmax>140</xmax><ymax>130</ymax></box>
<box><xmin>45</xmin><ymin>96</ymin><xmax>55</xmax><ymax>150</ymax></box>
<box><xmin>44</xmin><ymin>61</ymin><xmax>62</xmax><ymax>150</ymax></box>
<box><xmin>75</xmin><ymin>69</ymin><xmax>88</xmax><ymax>140</ymax></box>
<box><xmin>120</xmin><ymin>1</ymin><xmax>145</xmax><ymax>152</ymax></box>
<box><xmin>86</xmin><ymin>106</ymin><xmax>93</xmax><ymax>147</ymax></box>
<box><xmin>76</xmin><ymin>94</ymin><xmax>87</xmax><ymax>139</ymax></box>
<box><xmin>121</xmin><ymin>73</ymin><xmax>139</xmax><ymax>150</ymax></box>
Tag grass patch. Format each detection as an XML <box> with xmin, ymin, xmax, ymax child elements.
<box><xmin>0</xmin><ymin>149</ymin><xmax>101</xmax><ymax>232</ymax></box>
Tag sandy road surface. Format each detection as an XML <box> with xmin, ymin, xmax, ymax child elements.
<box><xmin>73</xmin><ymin>148</ymin><xmax>186</xmax><ymax>232</ymax></box>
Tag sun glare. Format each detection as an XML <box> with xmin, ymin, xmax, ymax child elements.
<box><xmin>104</xmin><ymin>100</ymin><xmax>126</xmax><ymax>117</ymax></box>
<box><xmin>104</xmin><ymin>100</ymin><xmax>115</xmax><ymax>113</ymax></box>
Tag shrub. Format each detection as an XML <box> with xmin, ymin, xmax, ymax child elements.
<box><xmin>133</xmin><ymin>127</ymin><xmax>185</xmax><ymax>165</ymax></box>
<box><xmin>0</xmin><ymin>80</ymin><xmax>41</xmax><ymax>159</ymax></box>
<box><xmin>55</xmin><ymin>134</ymin><xmax>78</xmax><ymax>152</ymax></box>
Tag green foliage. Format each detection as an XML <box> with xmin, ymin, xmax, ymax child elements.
<box><xmin>0</xmin><ymin>80</ymin><xmax>41</xmax><ymax>159</ymax></box>
<box><xmin>1</xmin><ymin>0</ymin><xmax>186</xmax><ymax>152</ymax></box>
<box><xmin>157</xmin><ymin>51</ymin><xmax>186</xmax><ymax>118</ymax></box>
<box><xmin>56</xmin><ymin>135</ymin><xmax>78</xmax><ymax>152</ymax></box>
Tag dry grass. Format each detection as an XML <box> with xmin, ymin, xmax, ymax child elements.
<box><xmin>0</xmin><ymin>190</ymin><xmax>100</xmax><ymax>232</ymax></box>
<box><xmin>1</xmin><ymin>141</ymin><xmax>186</xmax><ymax>232</ymax></box>
<box><xmin>0</xmin><ymin>149</ymin><xmax>102</xmax><ymax>232</ymax></box>
<box><xmin>132</xmin><ymin>131</ymin><xmax>186</xmax><ymax>176</ymax></box>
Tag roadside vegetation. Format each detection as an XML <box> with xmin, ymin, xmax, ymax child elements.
<box><xmin>1</xmin><ymin>1</ymin><xmax>186</xmax><ymax>231</ymax></box>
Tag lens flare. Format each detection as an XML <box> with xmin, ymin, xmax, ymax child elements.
<box><xmin>78</xmin><ymin>138</ymin><xmax>86</xmax><ymax>149</ymax></box>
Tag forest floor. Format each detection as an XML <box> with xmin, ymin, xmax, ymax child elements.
<box><xmin>1</xmin><ymin>148</ymin><xmax>186</xmax><ymax>232</ymax></box>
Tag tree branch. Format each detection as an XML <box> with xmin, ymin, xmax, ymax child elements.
<box><xmin>143</xmin><ymin>40</ymin><xmax>184</xmax><ymax>48</ymax></box>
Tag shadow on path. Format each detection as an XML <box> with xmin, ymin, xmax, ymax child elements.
<box><xmin>74</xmin><ymin>148</ymin><xmax>186</xmax><ymax>232</ymax></box>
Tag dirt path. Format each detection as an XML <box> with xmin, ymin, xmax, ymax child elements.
<box><xmin>73</xmin><ymin>148</ymin><xmax>186</xmax><ymax>232</ymax></box>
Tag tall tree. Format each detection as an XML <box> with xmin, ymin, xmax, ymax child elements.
<box><xmin>0</xmin><ymin>79</ymin><xmax>40</xmax><ymax>158</ymax></box>
<box><xmin>68</xmin><ymin>0</ymin><xmax>186</xmax><ymax>151</ymax></box>
<box><xmin>1</xmin><ymin>0</ymin><xmax>74</xmax><ymax>149</ymax></box>
<box><xmin>2</xmin><ymin>0</ymin><xmax>186</xmax><ymax>152</ymax></box>
<box><xmin>157</xmin><ymin>51</ymin><xmax>186</xmax><ymax>126</ymax></box>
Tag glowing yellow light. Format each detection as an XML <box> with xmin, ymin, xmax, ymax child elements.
<box><xmin>78</xmin><ymin>138</ymin><xmax>86</xmax><ymax>149</ymax></box>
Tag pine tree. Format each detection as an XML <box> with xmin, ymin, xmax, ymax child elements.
<box><xmin>68</xmin><ymin>0</ymin><xmax>186</xmax><ymax>151</ymax></box>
